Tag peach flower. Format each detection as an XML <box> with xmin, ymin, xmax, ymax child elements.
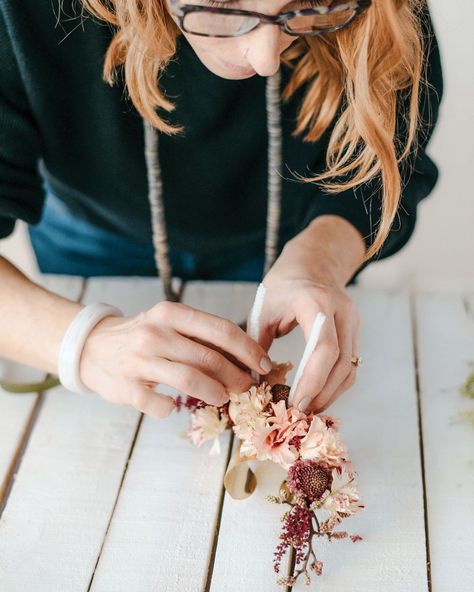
<box><xmin>299</xmin><ymin>415</ymin><xmax>351</xmax><ymax>470</ymax></box>
<box><xmin>251</xmin><ymin>401</ymin><xmax>311</xmax><ymax>469</ymax></box>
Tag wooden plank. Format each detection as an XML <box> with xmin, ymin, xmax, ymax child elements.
<box><xmin>415</xmin><ymin>292</ymin><xmax>474</xmax><ymax>592</ymax></box>
<box><xmin>90</xmin><ymin>281</ymin><xmax>255</xmax><ymax>592</ymax></box>
<box><xmin>212</xmin><ymin>439</ymin><xmax>292</xmax><ymax>592</ymax></box>
<box><xmin>207</xmin><ymin>283</ymin><xmax>302</xmax><ymax>591</ymax></box>
<box><xmin>0</xmin><ymin>276</ymin><xmax>83</xmax><ymax>505</ymax></box>
<box><xmin>284</xmin><ymin>289</ymin><xmax>427</xmax><ymax>591</ymax></box>
<box><xmin>0</xmin><ymin>277</ymin><xmax>179</xmax><ymax>591</ymax></box>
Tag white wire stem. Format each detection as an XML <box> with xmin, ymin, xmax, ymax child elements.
<box><xmin>288</xmin><ymin>312</ymin><xmax>327</xmax><ymax>407</ymax></box>
<box><xmin>247</xmin><ymin>282</ymin><xmax>267</xmax><ymax>382</ymax></box>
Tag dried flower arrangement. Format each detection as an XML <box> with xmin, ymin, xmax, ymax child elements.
<box><xmin>176</xmin><ymin>361</ymin><xmax>364</xmax><ymax>587</ymax></box>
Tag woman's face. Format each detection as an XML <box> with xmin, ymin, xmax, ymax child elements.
<box><xmin>165</xmin><ymin>1</ymin><xmax>303</xmax><ymax>79</ymax></box>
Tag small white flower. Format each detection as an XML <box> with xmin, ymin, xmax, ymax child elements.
<box><xmin>321</xmin><ymin>469</ymin><xmax>363</xmax><ymax>516</ymax></box>
<box><xmin>187</xmin><ymin>406</ymin><xmax>228</xmax><ymax>455</ymax></box>
<box><xmin>228</xmin><ymin>383</ymin><xmax>272</xmax><ymax>449</ymax></box>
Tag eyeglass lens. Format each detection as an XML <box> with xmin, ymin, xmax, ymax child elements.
<box><xmin>182</xmin><ymin>5</ymin><xmax>356</xmax><ymax>37</ymax></box>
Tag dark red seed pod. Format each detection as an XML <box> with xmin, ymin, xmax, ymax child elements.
<box><xmin>271</xmin><ymin>384</ymin><xmax>291</xmax><ymax>404</ymax></box>
<box><xmin>288</xmin><ymin>460</ymin><xmax>333</xmax><ymax>501</ymax></box>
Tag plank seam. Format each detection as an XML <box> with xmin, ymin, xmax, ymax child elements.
<box><xmin>86</xmin><ymin>412</ymin><xmax>144</xmax><ymax>592</ymax></box>
<box><xmin>0</xmin><ymin>277</ymin><xmax>87</xmax><ymax>518</ymax></box>
<box><xmin>410</xmin><ymin>291</ymin><xmax>432</xmax><ymax>592</ymax></box>
<box><xmin>203</xmin><ymin>430</ymin><xmax>236</xmax><ymax>592</ymax></box>
<box><xmin>0</xmin><ymin>391</ymin><xmax>43</xmax><ymax>517</ymax></box>
<box><xmin>86</xmin><ymin>276</ymin><xmax>184</xmax><ymax>591</ymax></box>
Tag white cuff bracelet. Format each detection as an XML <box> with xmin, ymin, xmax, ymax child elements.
<box><xmin>57</xmin><ymin>302</ymin><xmax>124</xmax><ymax>395</ymax></box>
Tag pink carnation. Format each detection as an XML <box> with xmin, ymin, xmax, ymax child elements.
<box><xmin>299</xmin><ymin>415</ymin><xmax>351</xmax><ymax>471</ymax></box>
<box><xmin>252</xmin><ymin>401</ymin><xmax>310</xmax><ymax>469</ymax></box>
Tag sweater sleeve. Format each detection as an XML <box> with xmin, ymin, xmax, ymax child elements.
<box><xmin>0</xmin><ymin>6</ymin><xmax>44</xmax><ymax>240</ymax></box>
<box><xmin>299</xmin><ymin>6</ymin><xmax>443</xmax><ymax>284</ymax></box>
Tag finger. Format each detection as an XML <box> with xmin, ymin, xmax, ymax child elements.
<box><xmin>129</xmin><ymin>383</ymin><xmax>176</xmax><ymax>419</ymax></box>
<box><xmin>308</xmin><ymin>366</ymin><xmax>357</xmax><ymax>414</ymax></box>
<box><xmin>159</xmin><ymin>332</ymin><xmax>255</xmax><ymax>394</ymax></box>
<box><xmin>153</xmin><ymin>303</ymin><xmax>272</xmax><ymax>376</ymax></box>
<box><xmin>140</xmin><ymin>357</ymin><xmax>229</xmax><ymax>407</ymax></box>
<box><xmin>303</xmin><ymin>307</ymin><xmax>354</xmax><ymax>411</ymax></box>
<box><xmin>292</xmin><ymin>310</ymin><xmax>339</xmax><ymax>411</ymax></box>
<box><xmin>307</xmin><ymin>313</ymin><xmax>361</xmax><ymax>414</ymax></box>
<box><xmin>187</xmin><ymin>339</ymin><xmax>251</xmax><ymax>374</ymax></box>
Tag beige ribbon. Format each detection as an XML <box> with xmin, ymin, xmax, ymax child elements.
<box><xmin>223</xmin><ymin>438</ymin><xmax>259</xmax><ymax>500</ymax></box>
<box><xmin>223</xmin><ymin>437</ymin><xmax>294</xmax><ymax>502</ymax></box>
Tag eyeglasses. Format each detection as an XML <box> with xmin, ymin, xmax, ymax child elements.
<box><xmin>169</xmin><ymin>0</ymin><xmax>372</xmax><ymax>39</ymax></box>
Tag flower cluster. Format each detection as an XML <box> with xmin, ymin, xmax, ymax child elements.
<box><xmin>177</xmin><ymin>361</ymin><xmax>364</xmax><ymax>587</ymax></box>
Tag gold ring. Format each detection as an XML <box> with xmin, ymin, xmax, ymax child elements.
<box><xmin>351</xmin><ymin>356</ymin><xmax>363</xmax><ymax>367</ymax></box>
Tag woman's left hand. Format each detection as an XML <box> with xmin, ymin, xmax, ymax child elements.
<box><xmin>254</xmin><ymin>217</ymin><xmax>365</xmax><ymax>415</ymax></box>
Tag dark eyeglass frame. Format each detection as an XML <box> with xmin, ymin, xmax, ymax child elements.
<box><xmin>169</xmin><ymin>0</ymin><xmax>372</xmax><ymax>38</ymax></box>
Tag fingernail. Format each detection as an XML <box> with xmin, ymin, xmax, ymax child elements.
<box><xmin>297</xmin><ymin>396</ymin><xmax>311</xmax><ymax>412</ymax></box>
<box><xmin>260</xmin><ymin>356</ymin><xmax>273</xmax><ymax>374</ymax></box>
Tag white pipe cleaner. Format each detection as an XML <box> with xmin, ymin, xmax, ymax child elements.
<box><xmin>287</xmin><ymin>312</ymin><xmax>327</xmax><ymax>407</ymax></box>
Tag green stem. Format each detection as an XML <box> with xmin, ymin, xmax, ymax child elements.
<box><xmin>0</xmin><ymin>375</ymin><xmax>61</xmax><ymax>394</ymax></box>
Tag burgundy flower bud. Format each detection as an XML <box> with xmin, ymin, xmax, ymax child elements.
<box><xmin>271</xmin><ymin>383</ymin><xmax>291</xmax><ymax>405</ymax></box>
<box><xmin>287</xmin><ymin>460</ymin><xmax>333</xmax><ymax>501</ymax></box>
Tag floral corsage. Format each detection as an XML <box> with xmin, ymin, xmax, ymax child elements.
<box><xmin>176</xmin><ymin>362</ymin><xmax>364</xmax><ymax>587</ymax></box>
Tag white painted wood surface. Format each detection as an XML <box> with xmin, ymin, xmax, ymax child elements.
<box><xmin>289</xmin><ymin>289</ymin><xmax>429</xmax><ymax>591</ymax></box>
<box><xmin>0</xmin><ymin>277</ymin><xmax>177</xmax><ymax>591</ymax></box>
<box><xmin>415</xmin><ymin>292</ymin><xmax>474</xmax><ymax>591</ymax></box>
<box><xmin>91</xmin><ymin>281</ymin><xmax>257</xmax><ymax>591</ymax></box>
<box><xmin>0</xmin><ymin>276</ymin><xmax>82</xmax><ymax>502</ymax></box>
<box><xmin>0</xmin><ymin>279</ymin><xmax>473</xmax><ymax>591</ymax></box>
<box><xmin>90</xmin><ymin>399</ymin><xmax>232</xmax><ymax>592</ymax></box>
<box><xmin>205</xmin><ymin>282</ymin><xmax>299</xmax><ymax>591</ymax></box>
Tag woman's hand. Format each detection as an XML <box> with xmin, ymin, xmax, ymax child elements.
<box><xmin>78</xmin><ymin>301</ymin><xmax>273</xmax><ymax>419</ymax></box>
<box><xmin>256</xmin><ymin>215</ymin><xmax>366</xmax><ymax>415</ymax></box>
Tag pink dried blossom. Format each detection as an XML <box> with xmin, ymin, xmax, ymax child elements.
<box><xmin>299</xmin><ymin>415</ymin><xmax>352</xmax><ymax>471</ymax></box>
<box><xmin>187</xmin><ymin>406</ymin><xmax>228</xmax><ymax>456</ymax></box>
<box><xmin>310</xmin><ymin>560</ymin><xmax>323</xmax><ymax>576</ymax></box>
<box><xmin>251</xmin><ymin>401</ymin><xmax>310</xmax><ymax>469</ymax></box>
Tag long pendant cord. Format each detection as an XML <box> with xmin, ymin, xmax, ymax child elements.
<box><xmin>144</xmin><ymin>70</ymin><xmax>283</xmax><ymax>302</ymax></box>
<box><xmin>0</xmin><ymin>71</ymin><xmax>283</xmax><ymax>394</ymax></box>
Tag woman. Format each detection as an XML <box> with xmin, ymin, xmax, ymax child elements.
<box><xmin>0</xmin><ymin>0</ymin><xmax>442</xmax><ymax>418</ymax></box>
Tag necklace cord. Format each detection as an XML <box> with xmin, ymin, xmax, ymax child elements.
<box><xmin>144</xmin><ymin>70</ymin><xmax>283</xmax><ymax>303</ymax></box>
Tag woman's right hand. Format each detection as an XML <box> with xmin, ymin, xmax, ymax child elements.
<box><xmin>78</xmin><ymin>301</ymin><xmax>273</xmax><ymax>419</ymax></box>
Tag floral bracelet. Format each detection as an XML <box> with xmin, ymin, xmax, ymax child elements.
<box><xmin>176</xmin><ymin>361</ymin><xmax>364</xmax><ymax>587</ymax></box>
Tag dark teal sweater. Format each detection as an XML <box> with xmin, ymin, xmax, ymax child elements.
<box><xmin>0</xmin><ymin>0</ymin><xmax>443</xmax><ymax>275</ymax></box>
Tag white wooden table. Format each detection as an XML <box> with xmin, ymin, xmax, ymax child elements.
<box><xmin>0</xmin><ymin>276</ymin><xmax>473</xmax><ymax>592</ymax></box>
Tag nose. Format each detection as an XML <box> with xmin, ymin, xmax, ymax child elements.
<box><xmin>237</xmin><ymin>23</ymin><xmax>283</xmax><ymax>77</ymax></box>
